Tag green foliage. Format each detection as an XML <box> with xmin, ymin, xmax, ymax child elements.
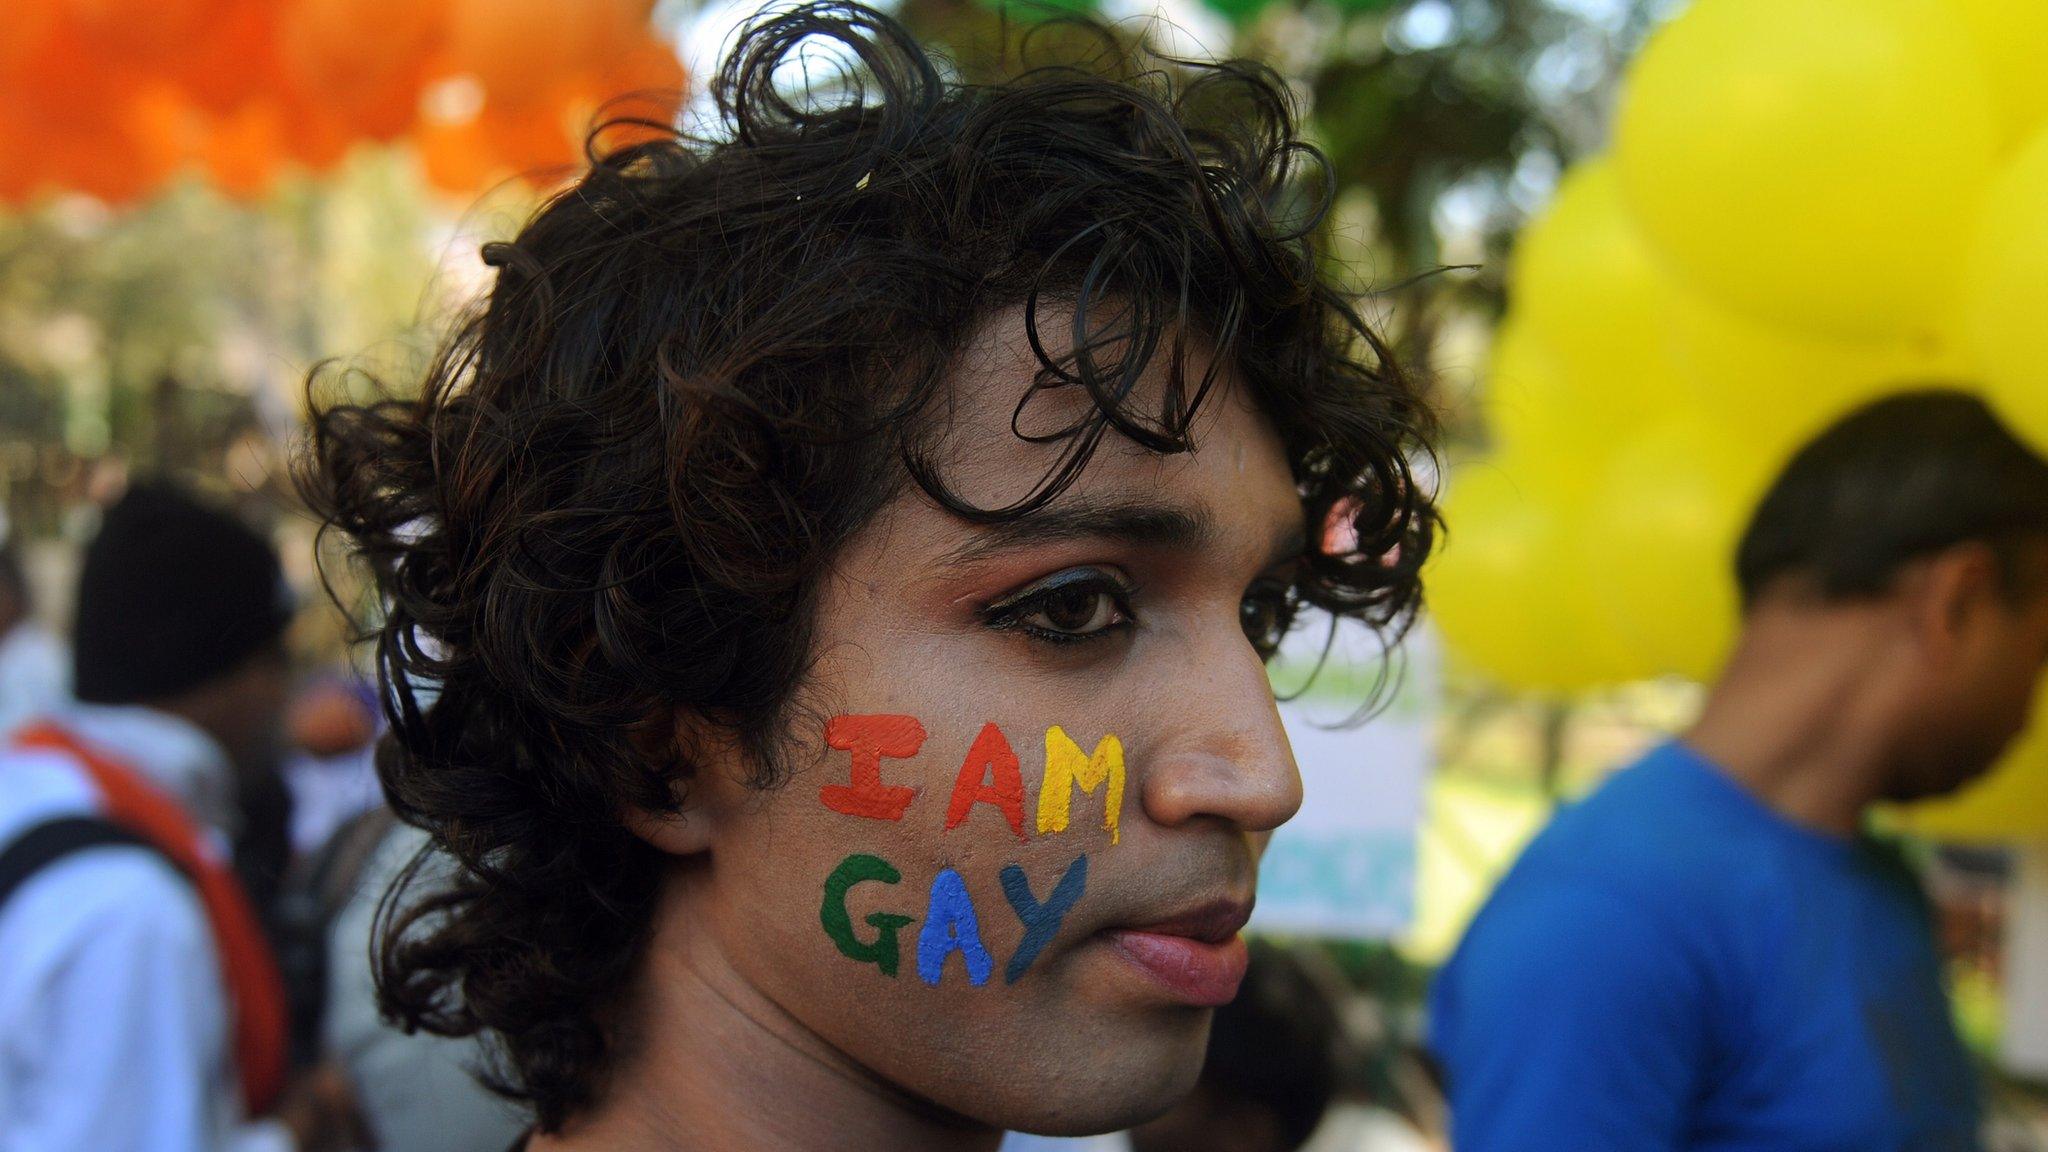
<box><xmin>0</xmin><ymin>151</ymin><xmax>453</xmax><ymax>532</ymax></box>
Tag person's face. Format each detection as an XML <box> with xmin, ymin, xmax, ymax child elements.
<box><xmin>672</xmin><ymin>308</ymin><xmax>1307</xmax><ymax>1134</ymax></box>
<box><xmin>1890</xmin><ymin>546</ymin><xmax>2048</xmax><ymax>800</ymax></box>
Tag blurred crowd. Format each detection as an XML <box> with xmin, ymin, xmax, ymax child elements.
<box><xmin>0</xmin><ymin>479</ymin><xmax>526</xmax><ymax>1150</ymax></box>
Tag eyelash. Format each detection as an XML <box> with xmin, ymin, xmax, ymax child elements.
<box><xmin>982</xmin><ymin>568</ymin><xmax>1139</xmax><ymax>646</ymax></box>
<box><xmin>982</xmin><ymin>568</ymin><xmax>1304</xmax><ymax>661</ymax></box>
<box><xmin>1240</xmin><ymin>579</ymin><xmax>1302</xmax><ymax>663</ymax></box>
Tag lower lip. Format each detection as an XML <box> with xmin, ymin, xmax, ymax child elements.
<box><xmin>1103</xmin><ymin>929</ymin><xmax>1250</xmax><ymax>1007</ymax></box>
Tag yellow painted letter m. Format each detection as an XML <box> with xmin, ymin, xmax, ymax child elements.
<box><xmin>1036</xmin><ymin>727</ymin><xmax>1124</xmax><ymax>844</ymax></box>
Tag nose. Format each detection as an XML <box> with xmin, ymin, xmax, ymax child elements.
<box><xmin>1137</xmin><ymin>634</ymin><xmax>1302</xmax><ymax>834</ymax></box>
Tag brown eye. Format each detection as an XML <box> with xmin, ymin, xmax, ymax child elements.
<box><xmin>1026</xmin><ymin>585</ymin><xmax>1124</xmax><ymax>635</ymax></box>
<box><xmin>985</xmin><ymin>568</ymin><xmax>1138</xmax><ymax>645</ymax></box>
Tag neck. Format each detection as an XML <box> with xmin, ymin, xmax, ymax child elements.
<box><xmin>531</xmin><ymin>869</ymin><xmax>1002</xmax><ymax>1152</ymax></box>
<box><xmin>1683</xmin><ymin>601</ymin><xmax>1906</xmax><ymax>838</ymax></box>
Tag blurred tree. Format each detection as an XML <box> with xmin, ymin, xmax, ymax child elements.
<box><xmin>0</xmin><ymin>151</ymin><xmax>456</xmax><ymax>536</ymax></box>
<box><xmin>882</xmin><ymin>0</ymin><xmax>1677</xmax><ymax>408</ymax></box>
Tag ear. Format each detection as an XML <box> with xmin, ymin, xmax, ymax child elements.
<box><xmin>623</xmin><ymin>792</ymin><xmax>717</xmax><ymax>857</ymax></box>
<box><xmin>1910</xmin><ymin>543</ymin><xmax>2005</xmax><ymax>656</ymax></box>
<box><xmin>621</xmin><ymin>709</ymin><xmax>722</xmax><ymax>857</ymax></box>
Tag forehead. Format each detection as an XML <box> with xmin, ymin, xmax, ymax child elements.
<box><xmin>923</xmin><ymin>302</ymin><xmax>1299</xmax><ymax>527</ymax></box>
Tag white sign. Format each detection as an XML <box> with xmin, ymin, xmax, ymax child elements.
<box><xmin>1249</xmin><ymin>621</ymin><xmax>1436</xmax><ymax>940</ymax></box>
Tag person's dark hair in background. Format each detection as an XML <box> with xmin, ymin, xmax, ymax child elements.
<box><xmin>1737</xmin><ymin>389</ymin><xmax>2048</xmax><ymax>609</ymax></box>
<box><xmin>1431</xmin><ymin>388</ymin><xmax>2048</xmax><ymax>1152</ymax></box>
<box><xmin>70</xmin><ymin>482</ymin><xmax>295</xmax><ymax>709</ymax></box>
<box><xmin>1130</xmin><ymin>941</ymin><xmax>1339</xmax><ymax>1152</ymax></box>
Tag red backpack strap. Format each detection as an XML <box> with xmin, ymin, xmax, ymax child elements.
<box><xmin>11</xmin><ymin>721</ymin><xmax>290</xmax><ymax>1114</ymax></box>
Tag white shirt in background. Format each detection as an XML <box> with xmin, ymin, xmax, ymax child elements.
<box><xmin>0</xmin><ymin>621</ymin><xmax>69</xmax><ymax>737</ymax></box>
<box><xmin>0</xmin><ymin>703</ymin><xmax>293</xmax><ymax>1152</ymax></box>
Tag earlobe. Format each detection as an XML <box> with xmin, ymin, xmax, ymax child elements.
<box><xmin>623</xmin><ymin>796</ymin><xmax>717</xmax><ymax>856</ymax></box>
<box><xmin>621</xmin><ymin>710</ymin><xmax>722</xmax><ymax>856</ymax></box>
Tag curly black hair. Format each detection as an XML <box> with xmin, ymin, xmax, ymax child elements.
<box><xmin>297</xmin><ymin>1</ymin><xmax>1436</xmax><ymax>1130</ymax></box>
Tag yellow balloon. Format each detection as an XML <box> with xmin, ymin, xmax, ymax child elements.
<box><xmin>1512</xmin><ymin>160</ymin><xmax>1677</xmax><ymax>397</ymax></box>
<box><xmin>1615</xmin><ymin>0</ymin><xmax>1999</xmax><ymax>339</ymax></box>
<box><xmin>1664</xmin><ymin>288</ymin><xmax>1972</xmax><ymax>463</ymax></box>
<box><xmin>1960</xmin><ymin>123</ymin><xmax>2048</xmax><ymax>457</ymax></box>
<box><xmin>1427</xmin><ymin>460</ymin><xmax>1633</xmax><ymax>694</ymax></box>
<box><xmin>1482</xmin><ymin>322</ymin><xmax>1635</xmax><ymax>469</ymax></box>
<box><xmin>1578</xmin><ymin>415</ymin><xmax>1770</xmax><ymax>684</ymax></box>
<box><xmin>1895</xmin><ymin>683</ymin><xmax>2048</xmax><ymax>842</ymax></box>
<box><xmin>1947</xmin><ymin>0</ymin><xmax>2048</xmax><ymax>147</ymax></box>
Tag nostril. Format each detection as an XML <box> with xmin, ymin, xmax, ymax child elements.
<box><xmin>1138</xmin><ymin>744</ymin><xmax>1302</xmax><ymax>833</ymax></box>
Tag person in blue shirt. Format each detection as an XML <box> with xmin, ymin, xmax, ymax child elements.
<box><xmin>1431</xmin><ymin>389</ymin><xmax>2048</xmax><ymax>1152</ymax></box>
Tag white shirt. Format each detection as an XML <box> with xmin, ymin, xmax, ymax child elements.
<box><xmin>0</xmin><ymin>621</ymin><xmax>70</xmax><ymax>737</ymax></box>
<box><xmin>0</xmin><ymin>703</ymin><xmax>294</xmax><ymax>1152</ymax></box>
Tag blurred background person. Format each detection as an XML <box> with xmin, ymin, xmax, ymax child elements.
<box><xmin>1430</xmin><ymin>390</ymin><xmax>2048</xmax><ymax>1152</ymax></box>
<box><xmin>280</xmin><ymin>675</ymin><xmax>381</xmax><ymax>864</ymax></box>
<box><xmin>0</xmin><ymin>480</ymin><xmax>363</xmax><ymax>1151</ymax></box>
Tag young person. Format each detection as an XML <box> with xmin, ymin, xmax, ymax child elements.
<box><xmin>1430</xmin><ymin>390</ymin><xmax>2048</xmax><ymax>1151</ymax></box>
<box><xmin>298</xmin><ymin>3</ymin><xmax>1436</xmax><ymax>1148</ymax></box>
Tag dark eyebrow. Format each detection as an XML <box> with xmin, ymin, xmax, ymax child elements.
<box><xmin>937</xmin><ymin>498</ymin><xmax>1220</xmax><ymax>570</ymax></box>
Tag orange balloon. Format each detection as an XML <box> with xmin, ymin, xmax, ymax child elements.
<box><xmin>14</xmin><ymin>16</ymin><xmax>134</xmax><ymax>119</ymax></box>
<box><xmin>447</xmin><ymin>0</ymin><xmax>644</xmax><ymax>110</ymax></box>
<box><xmin>0</xmin><ymin>96</ymin><xmax>47</xmax><ymax>202</ymax></box>
<box><xmin>583</xmin><ymin>31</ymin><xmax>685</xmax><ymax>157</ymax></box>
<box><xmin>169</xmin><ymin>0</ymin><xmax>281</xmax><ymax>115</ymax></box>
<box><xmin>0</xmin><ymin>0</ymin><xmax>59</xmax><ymax>79</ymax></box>
<box><xmin>0</xmin><ymin>16</ymin><xmax>179</xmax><ymax>205</ymax></box>
<box><xmin>50</xmin><ymin>94</ymin><xmax>185</xmax><ymax>204</ymax></box>
<box><xmin>482</xmin><ymin>100</ymin><xmax>582</xmax><ymax>179</ymax></box>
<box><xmin>126</xmin><ymin>83</ymin><xmax>213</xmax><ymax>176</ymax></box>
<box><xmin>203</xmin><ymin>101</ymin><xmax>286</xmax><ymax>200</ymax></box>
<box><xmin>278</xmin><ymin>0</ymin><xmax>445</xmax><ymax>141</ymax></box>
<box><xmin>65</xmin><ymin>0</ymin><xmax>224</xmax><ymax>66</ymax></box>
<box><xmin>282</xmin><ymin>93</ymin><xmax>361</xmax><ymax>172</ymax></box>
<box><xmin>414</xmin><ymin>112</ymin><xmax>506</xmax><ymax>195</ymax></box>
<box><xmin>411</xmin><ymin>16</ymin><xmax>681</xmax><ymax>196</ymax></box>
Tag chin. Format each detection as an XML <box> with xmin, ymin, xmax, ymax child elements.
<box><xmin>963</xmin><ymin>1014</ymin><xmax>1212</xmax><ymax>1138</ymax></box>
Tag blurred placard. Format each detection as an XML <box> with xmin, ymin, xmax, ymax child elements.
<box><xmin>1250</xmin><ymin>621</ymin><xmax>1435</xmax><ymax>940</ymax></box>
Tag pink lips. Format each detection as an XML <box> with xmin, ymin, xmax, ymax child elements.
<box><xmin>1102</xmin><ymin>899</ymin><xmax>1253</xmax><ymax>1007</ymax></box>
